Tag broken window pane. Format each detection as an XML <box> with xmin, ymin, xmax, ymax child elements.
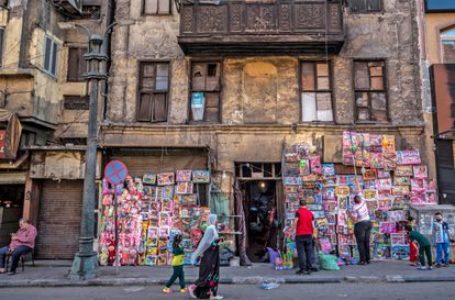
<box><xmin>301</xmin><ymin>63</ymin><xmax>315</xmax><ymax>91</ymax></box>
<box><xmin>369</xmin><ymin>65</ymin><xmax>383</xmax><ymax>77</ymax></box>
<box><xmin>354</xmin><ymin>62</ymin><xmax>369</xmax><ymax>89</ymax></box>
<box><xmin>302</xmin><ymin>92</ymin><xmax>316</xmax><ymax>122</ymax></box>
<box><xmin>142</xmin><ymin>77</ymin><xmax>155</xmax><ymax>89</ymax></box>
<box><xmin>372</xmin><ymin>110</ymin><xmax>388</xmax><ymax>122</ymax></box>
<box><xmin>143</xmin><ymin>64</ymin><xmax>156</xmax><ymax>77</ymax></box>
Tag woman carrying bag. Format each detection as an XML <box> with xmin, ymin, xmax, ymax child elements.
<box><xmin>189</xmin><ymin>214</ymin><xmax>224</xmax><ymax>300</ymax></box>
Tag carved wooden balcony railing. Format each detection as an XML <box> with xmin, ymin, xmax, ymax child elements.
<box><xmin>52</xmin><ymin>0</ymin><xmax>82</xmax><ymax>16</ymax></box>
<box><xmin>178</xmin><ymin>0</ymin><xmax>344</xmax><ymax>55</ymax></box>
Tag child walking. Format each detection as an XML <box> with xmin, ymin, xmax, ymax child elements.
<box><xmin>433</xmin><ymin>212</ymin><xmax>451</xmax><ymax>267</ymax></box>
<box><xmin>406</xmin><ymin>225</ymin><xmax>433</xmax><ymax>270</ymax></box>
<box><xmin>163</xmin><ymin>234</ymin><xmax>187</xmax><ymax>294</ymax></box>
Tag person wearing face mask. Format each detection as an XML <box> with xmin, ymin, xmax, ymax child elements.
<box><xmin>433</xmin><ymin>212</ymin><xmax>451</xmax><ymax>268</ymax></box>
<box><xmin>189</xmin><ymin>214</ymin><xmax>224</xmax><ymax>300</ymax></box>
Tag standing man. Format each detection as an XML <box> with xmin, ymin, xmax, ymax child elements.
<box><xmin>352</xmin><ymin>195</ymin><xmax>372</xmax><ymax>265</ymax></box>
<box><xmin>295</xmin><ymin>199</ymin><xmax>314</xmax><ymax>275</ymax></box>
<box><xmin>0</xmin><ymin>218</ymin><xmax>37</xmax><ymax>275</ymax></box>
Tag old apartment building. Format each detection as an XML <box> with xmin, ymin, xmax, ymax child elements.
<box><xmin>0</xmin><ymin>0</ymin><xmax>113</xmax><ymax>259</ymax></box>
<box><xmin>102</xmin><ymin>0</ymin><xmax>426</xmax><ymax>257</ymax></box>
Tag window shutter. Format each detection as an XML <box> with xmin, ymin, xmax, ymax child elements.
<box><xmin>137</xmin><ymin>94</ymin><xmax>153</xmax><ymax>121</ymax></box>
<box><xmin>51</xmin><ymin>41</ymin><xmax>58</xmax><ymax>76</ymax></box>
<box><xmin>44</xmin><ymin>37</ymin><xmax>52</xmax><ymax>72</ymax></box>
<box><xmin>67</xmin><ymin>48</ymin><xmax>79</xmax><ymax>81</ymax></box>
<box><xmin>153</xmin><ymin>93</ymin><xmax>167</xmax><ymax>122</ymax></box>
<box><xmin>78</xmin><ymin>48</ymin><xmax>87</xmax><ymax>80</ymax></box>
<box><xmin>205</xmin><ymin>93</ymin><xmax>220</xmax><ymax>122</ymax></box>
<box><xmin>0</xmin><ymin>28</ymin><xmax>3</xmax><ymax>66</ymax></box>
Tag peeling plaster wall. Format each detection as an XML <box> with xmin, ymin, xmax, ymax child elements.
<box><xmin>105</xmin><ymin>0</ymin><xmax>426</xmax><ymax>187</ymax></box>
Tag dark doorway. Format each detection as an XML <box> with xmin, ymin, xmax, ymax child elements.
<box><xmin>241</xmin><ymin>180</ymin><xmax>278</xmax><ymax>262</ymax></box>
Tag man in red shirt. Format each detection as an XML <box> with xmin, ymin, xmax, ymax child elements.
<box><xmin>0</xmin><ymin>218</ymin><xmax>37</xmax><ymax>275</ymax></box>
<box><xmin>294</xmin><ymin>199</ymin><xmax>314</xmax><ymax>275</ymax></box>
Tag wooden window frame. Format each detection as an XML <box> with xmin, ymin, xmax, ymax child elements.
<box><xmin>136</xmin><ymin>61</ymin><xmax>170</xmax><ymax>123</ymax></box>
<box><xmin>441</xmin><ymin>26</ymin><xmax>455</xmax><ymax>64</ymax></box>
<box><xmin>43</xmin><ymin>36</ymin><xmax>58</xmax><ymax>77</ymax></box>
<box><xmin>299</xmin><ymin>60</ymin><xmax>335</xmax><ymax>123</ymax></box>
<box><xmin>348</xmin><ymin>0</ymin><xmax>383</xmax><ymax>14</ymax></box>
<box><xmin>142</xmin><ymin>0</ymin><xmax>172</xmax><ymax>16</ymax></box>
<box><xmin>189</xmin><ymin>60</ymin><xmax>222</xmax><ymax>124</ymax></box>
<box><xmin>67</xmin><ymin>47</ymin><xmax>88</xmax><ymax>82</ymax></box>
<box><xmin>353</xmin><ymin>59</ymin><xmax>389</xmax><ymax>123</ymax></box>
<box><xmin>0</xmin><ymin>27</ymin><xmax>4</xmax><ymax>67</ymax></box>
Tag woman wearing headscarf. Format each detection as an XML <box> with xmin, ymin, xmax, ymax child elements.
<box><xmin>189</xmin><ymin>214</ymin><xmax>223</xmax><ymax>300</ymax></box>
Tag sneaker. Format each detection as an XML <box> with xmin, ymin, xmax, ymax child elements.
<box><xmin>188</xmin><ymin>285</ymin><xmax>197</xmax><ymax>299</ymax></box>
<box><xmin>7</xmin><ymin>271</ymin><xmax>15</xmax><ymax>276</ymax></box>
<box><xmin>435</xmin><ymin>264</ymin><xmax>442</xmax><ymax>268</ymax></box>
<box><xmin>210</xmin><ymin>296</ymin><xmax>224</xmax><ymax>300</ymax></box>
<box><xmin>428</xmin><ymin>266</ymin><xmax>433</xmax><ymax>270</ymax></box>
<box><xmin>180</xmin><ymin>288</ymin><xmax>187</xmax><ymax>293</ymax></box>
<box><xmin>443</xmin><ymin>263</ymin><xmax>450</xmax><ymax>267</ymax></box>
<box><xmin>162</xmin><ymin>287</ymin><xmax>171</xmax><ymax>294</ymax></box>
<box><xmin>417</xmin><ymin>266</ymin><xmax>427</xmax><ymax>270</ymax></box>
<box><xmin>295</xmin><ymin>269</ymin><xmax>305</xmax><ymax>275</ymax></box>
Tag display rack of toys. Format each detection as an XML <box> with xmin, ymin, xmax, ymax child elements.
<box><xmin>282</xmin><ymin>131</ymin><xmax>438</xmax><ymax>263</ymax></box>
<box><xmin>98</xmin><ymin>167</ymin><xmax>214</xmax><ymax>266</ymax></box>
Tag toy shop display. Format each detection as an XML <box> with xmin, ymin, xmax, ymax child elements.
<box><xmin>98</xmin><ymin>167</ymin><xmax>212</xmax><ymax>266</ymax></box>
<box><xmin>282</xmin><ymin>131</ymin><xmax>439</xmax><ymax>263</ymax></box>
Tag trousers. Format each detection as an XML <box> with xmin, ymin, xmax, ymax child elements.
<box><xmin>0</xmin><ymin>245</ymin><xmax>32</xmax><ymax>272</ymax></box>
<box><xmin>436</xmin><ymin>242</ymin><xmax>450</xmax><ymax>265</ymax></box>
<box><xmin>295</xmin><ymin>235</ymin><xmax>313</xmax><ymax>271</ymax></box>
<box><xmin>166</xmin><ymin>265</ymin><xmax>185</xmax><ymax>289</ymax></box>
<box><xmin>354</xmin><ymin>220</ymin><xmax>372</xmax><ymax>263</ymax></box>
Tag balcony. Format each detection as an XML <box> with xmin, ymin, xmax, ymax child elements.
<box><xmin>178</xmin><ymin>0</ymin><xmax>345</xmax><ymax>56</ymax></box>
<box><xmin>52</xmin><ymin>0</ymin><xmax>82</xmax><ymax>16</ymax></box>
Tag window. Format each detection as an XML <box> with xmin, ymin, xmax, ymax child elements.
<box><xmin>0</xmin><ymin>27</ymin><xmax>4</xmax><ymax>66</ymax></box>
<box><xmin>43</xmin><ymin>36</ymin><xmax>58</xmax><ymax>77</ymax></box>
<box><xmin>441</xmin><ymin>27</ymin><xmax>455</xmax><ymax>63</ymax></box>
<box><xmin>67</xmin><ymin>47</ymin><xmax>88</xmax><ymax>82</ymax></box>
<box><xmin>81</xmin><ymin>5</ymin><xmax>101</xmax><ymax>20</ymax></box>
<box><xmin>190</xmin><ymin>62</ymin><xmax>221</xmax><ymax>123</ymax></box>
<box><xmin>143</xmin><ymin>0</ymin><xmax>171</xmax><ymax>15</ymax></box>
<box><xmin>354</xmin><ymin>61</ymin><xmax>388</xmax><ymax>122</ymax></box>
<box><xmin>300</xmin><ymin>61</ymin><xmax>334</xmax><ymax>122</ymax></box>
<box><xmin>348</xmin><ymin>0</ymin><xmax>382</xmax><ymax>13</ymax></box>
<box><xmin>64</xmin><ymin>95</ymin><xmax>90</xmax><ymax>110</ymax></box>
<box><xmin>137</xmin><ymin>62</ymin><xmax>169</xmax><ymax>122</ymax></box>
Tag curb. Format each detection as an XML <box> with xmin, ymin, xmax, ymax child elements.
<box><xmin>2</xmin><ymin>274</ymin><xmax>455</xmax><ymax>288</ymax></box>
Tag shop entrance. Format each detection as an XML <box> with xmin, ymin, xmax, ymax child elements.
<box><xmin>235</xmin><ymin>162</ymin><xmax>282</xmax><ymax>263</ymax></box>
<box><xmin>0</xmin><ymin>184</ymin><xmax>24</xmax><ymax>246</ymax></box>
<box><xmin>242</xmin><ymin>180</ymin><xmax>278</xmax><ymax>262</ymax></box>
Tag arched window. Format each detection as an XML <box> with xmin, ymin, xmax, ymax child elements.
<box><xmin>441</xmin><ymin>26</ymin><xmax>455</xmax><ymax>63</ymax></box>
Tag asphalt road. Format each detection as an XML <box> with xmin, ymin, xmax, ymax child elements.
<box><xmin>1</xmin><ymin>283</ymin><xmax>455</xmax><ymax>300</ymax></box>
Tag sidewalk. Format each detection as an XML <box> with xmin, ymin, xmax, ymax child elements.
<box><xmin>1</xmin><ymin>260</ymin><xmax>455</xmax><ymax>287</ymax></box>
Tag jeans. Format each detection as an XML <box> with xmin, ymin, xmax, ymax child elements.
<box><xmin>354</xmin><ymin>220</ymin><xmax>372</xmax><ymax>263</ymax></box>
<box><xmin>165</xmin><ymin>265</ymin><xmax>185</xmax><ymax>289</ymax></box>
<box><xmin>295</xmin><ymin>235</ymin><xmax>313</xmax><ymax>271</ymax></box>
<box><xmin>436</xmin><ymin>242</ymin><xmax>450</xmax><ymax>265</ymax></box>
<box><xmin>419</xmin><ymin>245</ymin><xmax>432</xmax><ymax>267</ymax></box>
<box><xmin>0</xmin><ymin>245</ymin><xmax>32</xmax><ymax>272</ymax></box>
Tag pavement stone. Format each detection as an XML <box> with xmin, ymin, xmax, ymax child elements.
<box><xmin>1</xmin><ymin>260</ymin><xmax>455</xmax><ymax>287</ymax></box>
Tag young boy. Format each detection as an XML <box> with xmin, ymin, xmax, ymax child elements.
<box><xmin>433</xmin><ymin>212</ymin><xmax>451</xmax><ymax>267</ymax></box>
<box><xmin>406</xmin><ymin>225</ymin><xmax>433</xmax><ymax>270</ymax></box>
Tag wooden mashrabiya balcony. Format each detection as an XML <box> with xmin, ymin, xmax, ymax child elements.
<box><xmin>178</xmin><ymin>0</ymin><xmax>344</xmax><ymax>55</ymax></box>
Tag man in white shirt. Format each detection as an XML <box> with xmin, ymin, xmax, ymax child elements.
<box><xmin>351</xmin><ymin>195</ymin><xmax>372</xmax><ymax>265</ymax></box>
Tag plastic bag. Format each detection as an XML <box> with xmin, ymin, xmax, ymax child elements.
<box><xmin>319</xmin><ymin>252</ymin><xmax>340</xmax><ymax>271</ymax></box>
